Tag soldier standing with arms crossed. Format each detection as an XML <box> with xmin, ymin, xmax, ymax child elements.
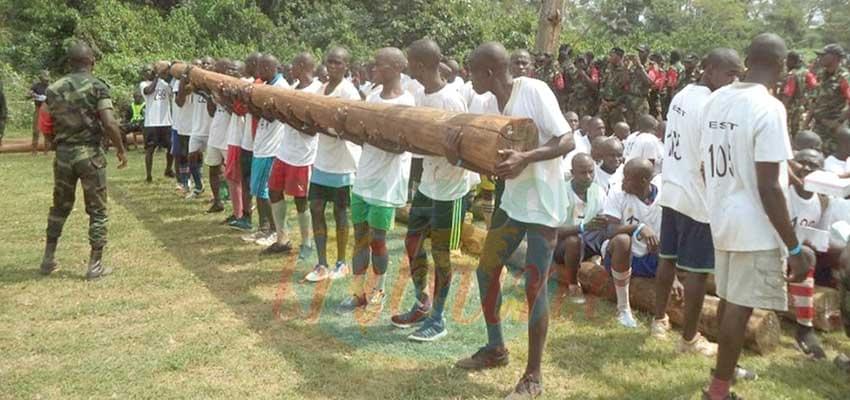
<box><xmin>39</xmin><ymin>42</ymin><xmax>128</xmax><ymax>280</ymax></box>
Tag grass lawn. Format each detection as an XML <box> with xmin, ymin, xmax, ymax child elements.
<box><xmin>1</xmin><ymin>143</ymin><xmax>849</xmax><ymax>399</ymax></box>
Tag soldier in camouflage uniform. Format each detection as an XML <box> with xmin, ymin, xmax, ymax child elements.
<box><xmin>663</xmin><ymin>50</ymin><xmax>684</xmax><ymax>117</ymax></box>
<box><xmin>534</xmin><ymin>51</ymin><xmax>558</xmax><ymax>92</ymax></box>
<box><xmin>808</xmin><ymin>44</ymin><xmax>850</xmax><ymax>153</ymax></box>
<box><xmin>624</xmin><ymin>45</ymin><xmax>652</xmax><ymax>128</ymax></box>
<box><xmin>676</xmin><ymin>54</ymin><xmax>700</xmax><ymax>95</ymax></box>
<box><xmin>598</xmin><ymin>47</ymin><xmax>628</xmax><ymax>131</ymax></box>
<box><xmin>564</xmin><ymin>56</ymin><xmax>598</xmax><ymax>118</ymax></box>
<box><xmin>780</xmin><ymin>51</ymin><xmax>818</xmax><ymax>137</ymax></box>
<box><xmin>39</xmin><ymin>42</ymin><xmax>128</xmax><ymax>280</ymax></box>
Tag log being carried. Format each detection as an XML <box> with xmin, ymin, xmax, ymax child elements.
<box><xmin>169</xmin><ymin>63</ymin><xmax>538</xmax><ymax>176</ymax></box>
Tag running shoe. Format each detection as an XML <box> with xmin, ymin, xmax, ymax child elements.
<box><xmin>455</xmin><ymin>346</ymin><xmax>510</xmax><ymax>370</ymax></box>
<box><xmin>679</xmin><ymin>333</ymin><xmax>717</xmax><ymax>357</ymax></box>
<box><xmin>650</xmin><ymin>315</ymin><xmax>670</xmax><ymax>339</ymax></box>
<box><xmin>305</xmin><ymin>264</ymin><xmax>330</xmax><ymax>282</ymax></box>
<box><xmin>255</xmin><ymin>232</ymin><xmax>279</xmax><ymax>247</ymax></box>
<box><xmin>329</xmin><ymin>261</ymin><xmax>349</xmax><ymax>280</ymax></box>
<box><xmin>391</xmin><ymin>299</ymin><xmax>431</xmax><ymax>328</ymax></box>
<box><xmin>260</xmin><ymin>241</ymin><xmax>292</xmax><ymax>255</ymax></box>
<box><xmin>617</xmin><ymin>309</ymin><xmax>638</xmax><ymax>328</ymax></box>
<box><xmin>336</xmin><ymin>294</ymin><xmax>368</xmax><ymax>315</ymax></box>
<box><xmin>408</xmin><ymin>317</ymin><xmax>447</xmax><ymax>342</ymax></box>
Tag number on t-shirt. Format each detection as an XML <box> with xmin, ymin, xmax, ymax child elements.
<box><xmin>666</xmin><ymin>129</ymin><xmax>681</xmax><ymax>161</ymax></box>
<box><xmin>708</xmin><ymin>143</ymin><xmax>734</xmax><ymax>178</ymax></box>
<box><xmin>626</xmin><ymin>215</ymin><xmax>640</xmax><ymax>225</ymax></box>
<box><xmin>791</xmin><ymin>217</ymin><xmax>814</xmax><ymax>228</ymax></box>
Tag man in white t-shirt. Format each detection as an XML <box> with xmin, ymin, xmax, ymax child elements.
<box><xmin>204</xmin><ymin>58</ymin><xmax>235</xmax><ymax>214</ymax></box>
<box><xmin>625</xmin><ymin>114</ymin><xmax>663</xmax><ymax>169</ymax></box>
<box><xmin>594</xmin><ymin>137</ymin><xmax>624</xmax><ymax>193</ymax></box>
<box><xmin>452</xmin><ymin>42</ymin><xmax>574</xmax><ymax>400</ymax></box>
<box><xmin>173</xmin><ymin>60</ymin><xmax>198</xmax><ymax>194</ymax></box>
<box><xmin>262</xmin><ymin>53</ymin><xmax>323</xmax><ymax>259</ymax></box>
<box><xmin>336</xmin><ymin>48</ymin><xmax>414</xmax><ymax>316</ymax></box>
<box><xmin>298</xmin><ymin>47</ymin><xmax>363</xmax><ymax>283</ymax></box>
<box><xmin>652</xmin><ymin>49</ymin><xmax>742</xmax><ymax>358</ymax></box>
<box><xmin>141</xmin><ymin>61</ymin><xmax>174</xmax><ymax>182</ymax></box>
<box><xmin>186</xmin><ymin>57</ymin><xmax>216</xmax><ymax>199</ymax></box>
<box><xmin>601</xmin><ymin>159</ymin><xmax>662</xmax><ymax>328</ymax></box>
<box><xmin>388</xmin><ymin>39</ymin><xmax>475</xmax><ymax>342</ymax></box>
<box><xmin>700</xmin><ymin>34</ymin><xmax>816</xmax><ymax>400</ymax></box>
<box><xmin>825</xmin><ymin>126</ymin><xmax>850</xmax><ymax>178</ymax></box>
<box><xmin>226</xmin><ymin>53</ymin><xmax>263</xmax><ymax>232</ymax></box>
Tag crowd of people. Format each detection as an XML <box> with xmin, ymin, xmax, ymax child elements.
<box><xmin>36</xmin><ymin>31</ymin><xmax>850</xmax><ymax>399</ymax></box>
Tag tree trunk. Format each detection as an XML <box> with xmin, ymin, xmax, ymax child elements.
<box><xmin>534</xmin><ymin>0</ymin><xmax>566</xmax><ymax>55</ymax></box>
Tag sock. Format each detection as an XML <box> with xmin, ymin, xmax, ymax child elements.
<box><xmin>297</xmin><ymin>210</ymin><xmax>312</xmax><ymax>247</ymax></box>
<box><xmin>790</xmin><ymin>267</ymin><xmax>815</xmax><ymax>327</ymax></box>
<box><xmin>178</xmin><ymin>165</ymin><xmax>189</xmax><ymax>188</ymax></box>
<box><xmin>611</xmin><ymin>268</ymin><xmax>631</xmax><ymax>312</ymax></box>
<box><xmin>708</xmin><ymin>376</ymin><xmax>731</xmax><ymax>400</ymax></box>
<box><xmin>370</xmin><ymin>229</ymin><xmax>389</xmax><ymax>275</ymax></box>
<box><xmin>271</xmin><ymin>200</ymin><xmax>287</xmax><ymax>243</ymax></box>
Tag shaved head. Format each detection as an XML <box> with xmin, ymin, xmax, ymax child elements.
<box><xmin>326</xmin><ymin>47</ymin><xmax>350</xmax><ymax>63</ymax></box>
<box><xmin>509</xmin><ymin>49</ymin><xmax>532</xmax><ymax>77</ymax></box>
<box><xmin>702</xmin><ymin>48</ymin><xmax>743</xmax><ymax>91</ymax></box>
<box><xmin>446</xmin><ymin>59</ymin><xmax>460</xmax><ymax>73</ymax></box>
<box><xmin>68</xmin><ymin>42</ymin><xmax>95</xmax><ymax>69</ymax></box>
<box><xmin>572</xmin><ymin>152</ymin><xmax>594</xmax><ymax>168</ymax></box>
<box><xmin>408</xmin><ymin>38</ymin><xmax>442</xmax><ymax>68</ymax></box>
<box><xmin>471</xmin><ymin>42</ymin><xmax>510</xmax><ymax>73</ymax></box>
<box><xmin>258</xmin><ymin>54</ymin><xmax>280</xmax><ymax>81</ymax></box>
<box><xmin>794</xmin><ymin>130</ymin><xmax>823</xmax><ymax>151</ymax></box>
<box><xmin>293</xmin><ymin>52</ymin><xmax>316</xmax><ymax>69</ymax></box>
<box><xmin>637</xmin><ymin>114</ymin><xmax>658</xmax><ymax>133</ymax></box>
<box><xmin>625</xmin><ymin>158</ymin><xmax>654</xmax><ymax>180</ymax></box>
<box><xmin>588</xmin><ymin>117</ymin><xmax>607</xmax><ymax>139</ymax></box>
<box><xmin>747</xmin><ymin>33</ymin><xmax>788</xmax><ymax>67</ymax></box>
<box><xmin>613</xmin><ymin>121</ymin><xmax>630</xmax><ymax>140</ymax></box>
<box><xmin>376</xmin><ymin>47</ymin><xmax>408</xmax><ymax>71</ymax></box>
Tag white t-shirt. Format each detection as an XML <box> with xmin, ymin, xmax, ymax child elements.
<box><xmin>253</xmin><ymin>78</ymin><xmax>290</xmax><ymax>157</ymax></box>
<box><xmin>447</xmin><ymin>76</ymin><xmax>465</xmax><ymax>93</ymax></box>
<box><xmin>415</xmin><ymin>84</ymin><xmax>475</xmax><ymax>201</ymax></box>
<box><xmin>788</xmin><ymin>186</ymin><xmax>824</xmax><ymax>232</ymax></box>
<box><xmin>239</xmin><ymin>77</ymin><xmax>255</xmax><ymax>150</ymax></box>
<box><xmin>500</xmin><ymin>77</ymin><xmax>571</xmax><ymax>227</ymax></box>
<box><xmin>169</xmin><ymin>80</ymin><xmax>183</xmax><ymax>131</ymax></box>
<box><xmin>603</xmin><ymin>179</ymin><xmax>663</xmax><ymax>256</ymax></box>
<box><xmin>700</xmin><ymin>82</ymin><xmax>793</xmax><ymax>252</ymax></box>
<box><xmin>595</xmin><ymin>164</ymin><xmax>623</xmax><ymax>193</ymax></box>
<box><xmin>825</xmin><ymin>155</ymin><xmax>850</xmax><ymax>176</ymax></box>
<box><xmin>659</xmin><ymin>84</ymin><xmax>712</xmax><ymax>223</ymax></box>
<box><xmin>564</xmin><ymin>180</ymin><xmax>607</xmax><ymax>226</ymax></box>
<box><xmin>314</xmin><ymin>79</ymin><xmax>362</xmax><ymax>174</ymax></box>
<box><xmin>226</xmin><ymin>113</ymin><xmax>244</xmax><ymax>147</ymax></box>
<box><xmin>627</xmin><ymin>133</ymin><xmax>663</xmax><ymax>165</ymax></box>
<box><xmin>207</xmin><ymin>104</ymin><xmax>231</xmax><ymax>150</ymax></box>
<box><xmin>190</xmin><ymin>93</ymin><xmax>212</xmax><ymax>137</ymax></box>
<box><xmin>622</xmin><ymin>132</ymin><xmax>639</xmax><ymax>159</ymax></box>
<box><xmin>140</xmin><ymin>79</ymin><xmax>173</xmax><ymax>127</ymax></box>
<box><xmin>277</xmin><ymin>79</ymin><xmax>324</xmax><ymax>166</ymax></box>
<box><xmin>561</xmin><ymin>131</ymin><xmax>592</xmax><ymax>178</ymax></box>
<box><xmin>352</xmin><ymin>91</ymin><xmax>416</xmax><ymax>207</ymax></box>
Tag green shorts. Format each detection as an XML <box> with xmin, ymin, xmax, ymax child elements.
<box><xmin>351</xmin><ymin>193</ymin><xmax>395</xmax><ymax>231</ymax></box>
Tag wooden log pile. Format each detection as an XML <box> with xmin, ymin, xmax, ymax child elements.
<box><xmin>169</xmin><ymin>63</ymin><xmax>539</xmax><ymax>176</ymax></box>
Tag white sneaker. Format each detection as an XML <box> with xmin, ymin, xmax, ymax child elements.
<box><xmin>679</xmin><ymin>333</ymin><xmax>717</xmax><ymax>357</ymax></box>
<box><xmin>241</xmin><ymin>231</ymin><xmax>266</xmax><ymax>242</ymax></box>
<box><xmin>329</xmin><ymin>261</ymin><xmax>349</xmax><ymax>280</ymax></box>
<box><xmin>568</xmin><ymin>284</ymin><xmax>586</xmax><ymax>304</ymax></box>
<box><xmin>305</xmin><ymin>264</ymin><xmax>330</xmax><ymax>282</ymax></box>
<box><xmin>650</xmin><ymin>315</ymin><xmax>671</xmax><ymax>339</ymax></box>
<box><xmin>616</xmin><ymin>309</ymin><xmax>638</xmax><ymax>328</ymax></box>
<box><xmin>367</xmin><ymin>289</ymin><xmax>385</xmax><ymax>313</ymax></box>
<box><xmin>255</xmin><ymin>232</ymin><xmax>279</xmax><ymax>247</ymax></box>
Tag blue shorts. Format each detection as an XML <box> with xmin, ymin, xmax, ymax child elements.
<box><xmin>659</xmin><ymin>206</ymin><xmax>714</xmax><ymax>273</ymax></box>
<box><xmin>604</xmin><ymin>251</ymin><xmax>659</xmax><ymax>278</ymax></box>
<box><xmin>250</xmin><ymin>156</ymin><xmax>275</xmax><ymax>199</ymax></box>
<box><xmin>311</xmin><ymin>168</ymin><xmax>353</xmax><ymax>188</ymax></box>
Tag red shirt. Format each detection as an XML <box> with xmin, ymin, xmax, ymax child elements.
<box><xmin>783</xmin><ymin>71</ymin><xmax>818</xmax><ymax>98</ymax></box>
<box><xmin>666</xmin><ymin>67</ymin><xmax>679</xmax><ymax>89</ymax></box>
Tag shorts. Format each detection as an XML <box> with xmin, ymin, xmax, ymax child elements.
<box><xmin>407</xmin><ymin>190</ymin><xmax>468</xmax><ymax>248</ymax></box>
<box><xmin>144</xmin><ymin>126</ymin><xmax>171</xmax><ymax>150</ymax></box>
<box><xmin>604</xmin><ymin>250</ymin><xmax>659</xmax><ymax>278</ymax></box>
<box><xmin>205</xmin><ymin>146</ymin><xmax>226</xmax><ymax>167</ymax></box>
<box><xmin>351</xmin><ymin>193</ymin><xmax>395</xmax><ymax>231</ymax></box>
<box><xmin>715</xmin><ymin>249</ymin><xmax>787</xmax><ymax>311</ymax></box>
<box><xmin>250</xmin><ymin>156</ymin><xmax>275</xmax><ymax>199</ymax></box>
<box><xmin>224</xmin><ymin>145</ymin><xmax>242</xmax><ymax>182</ymax></box>
<box><xmin>176</xmin><ymin>135</ymin><xmax>190</xmax><ymax>157</ymax></box>
<box><xmin>169</xmin><ymin>130</ymin><xmax>180</xmax><ymax>155</ymax></box>
<box><xmin>188</xmin><ymin>135</ymin><xmax>208</xmax><ymax>154</ymax></box>
<box><xmin>311</xmin><ymin>168</ymin><xmax>353</xmax><ymax>188</ymax></box>
<box><xmin>309</xmin><ymin>182</ymin><xmax>351</xmax><ymax>207</ymax></box>
<box><xmin>268</xmin><ymin>158</ymin><xmax>310</xmax><ymax>197</ymax></box>
<box><xmin>554</xmin><ymin>229</ymin><xmax>606</xmax><ymax>264</ymax></box>
<box><xmin>659</xmin><ymin>207</ymin><xmax>715</xmax><ymax>273</ymax></box>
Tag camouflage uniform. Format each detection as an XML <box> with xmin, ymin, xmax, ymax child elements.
<box><xmin>625</xmin><ymin>63</ymin><xmax>651</xmax><ymax>128</ymax></box>
<box><xmin>564</xmin><ymin>63</ymin><xmax>596</xmax><ymax>118</ymax></box>
<box><xmin>598</xmin><ymin>62</ymin><xmax>627</xmax><ymax>129</ymax></box>
<box><xmin>536</xmin><ymin>61</ymin><xmax>558</xmax><ymax>94</ymax></box>
<box><xmin>784</xmin><ymin>66</ymin><xmax>813</xmax><ymax>137</ymax></box>
<box><xmin>810</xmin><ymin>67</ymin><xmax>850</xmax><ymax>153</ymax></box>
<box><xmin>45</xmin><ymin>72</ymin><xmax>112</xmax><ymax>249</ymax></box>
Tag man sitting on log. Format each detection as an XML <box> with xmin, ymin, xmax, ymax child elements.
<box><xmin>263</xmin><ymin>53</ymin><xmax>323</xmax><ymax>258</ymax></box>
<box><xmin>699</xmin><ymin>33</ymin><xmax>815</xmax><ymax>400</ymax></box>
<box><xmin>336</xmin><ymin>47</ymin><xmax>415</xmax><ymax>315</ymax></box>
<box><xmin>600</xmin><ymin>158</ymin><xmax>663</xmax><ymax>328</ymax></box>
<box><xmin>390</xmin><ymin>38</ymin><xmax>475</xmax><ymax>342</ymax></box>
<box><xmin>552</xmin><ymin>153</ymin><xmax>608</xmax><ymax>304</ymax></box>
<box><xmin>452</xmin><ymin>41</ymin><xmax>574</xmax><ymax>400</ymax></box>
<box><xmin>305</xmin><ymin>47</ymin><xmax>362</xmax><ymax>282</ymax></box>
<box><xmin>652</xmin><ymin>48</ymin><xmax>742</xmax><ymax>358</ymax></box>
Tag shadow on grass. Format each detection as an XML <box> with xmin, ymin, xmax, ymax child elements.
<box><xmin>110</xmin><ymin>177</ymin><xmax>504</xmax><ymax>399</ymax></box>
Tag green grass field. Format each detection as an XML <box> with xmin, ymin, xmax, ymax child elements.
<box><xmin>1</xmin><ymin>142</ymin><xmax>849</xmax><ymax>399</ymax></box>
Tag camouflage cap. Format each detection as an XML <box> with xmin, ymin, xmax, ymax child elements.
<box><xmin>816</xmin><ymin>44</ymin><xmax>844</xmax><ymax>57</ymax></box>
<box><xmin>611</xmin><ymin>47</ymin><xmax>625</xmax><ymax>56</ymax></box>
<box><xmin>635</xmin><ymin>44</ymin><xmax>650</xmax><ymax>53</ymax></box>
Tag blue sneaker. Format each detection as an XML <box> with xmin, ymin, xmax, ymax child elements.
<box><xmin>408</xmin><ymin>317</ymin><xmax>447</xmax><ymax>342</ymax></box>
<box><xmin>229</xmin><ymin>217</ymin><xmax>252</xmax><ymax>232</ymax></box>
<box><xmin>616</xmin><ymin>309</ymin><xmax>638</xmax><ymax>328</ymax></box>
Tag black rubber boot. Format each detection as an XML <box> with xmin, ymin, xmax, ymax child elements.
<box><xmin>40</xmin><ymin>238</ymin><xmax>59</xmax><ymax>275</ymax></box>
<box><xmin>85</xmin><ymin>248</ymin><xmax>112</xmax><ymax>280</ymax></box>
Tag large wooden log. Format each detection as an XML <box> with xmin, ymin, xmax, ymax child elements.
<box><xmin>170</xmin><ymin>63</ymin><xmax>539</xmax><ymax>176</ymax></box>
<box><xmin>578</xmin><ymin>262</ymin><xmax>781</xmax><ymax>354</ymax></box>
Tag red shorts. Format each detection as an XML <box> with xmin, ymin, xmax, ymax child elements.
<box><xmin>224</xmin><ymin>145</ymin><xmax>242</xmax><ymax>182</ymax></box>
<box><xmin>268</xmin><ymin>158</ymin><xmax>311</xmax><ymax>197</ymax></box>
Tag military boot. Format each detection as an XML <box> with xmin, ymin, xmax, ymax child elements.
<box><xmin>39</xmin><ymin>239</ymin><xmax>59</xmax><ymax>275</ymax></box>
<box><xmin>85</xmin><ymin>248</ymin><xmax>112</xmax><ymax>280</ymax></box>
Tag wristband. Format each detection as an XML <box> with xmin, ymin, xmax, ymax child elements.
<box><xmin>633</xmin><ymin>223</ymin><xmax>646</xmax><ymax>240</ymax></box>
<box><xmin>579</xmin><ymin>222</ymin><xmax>585</xmax><ymax>234</ymax></box>
<box><xmin>788</xmin><ymin>243</ymin><xmax>802</xmax><ymax>256</ymax></box>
